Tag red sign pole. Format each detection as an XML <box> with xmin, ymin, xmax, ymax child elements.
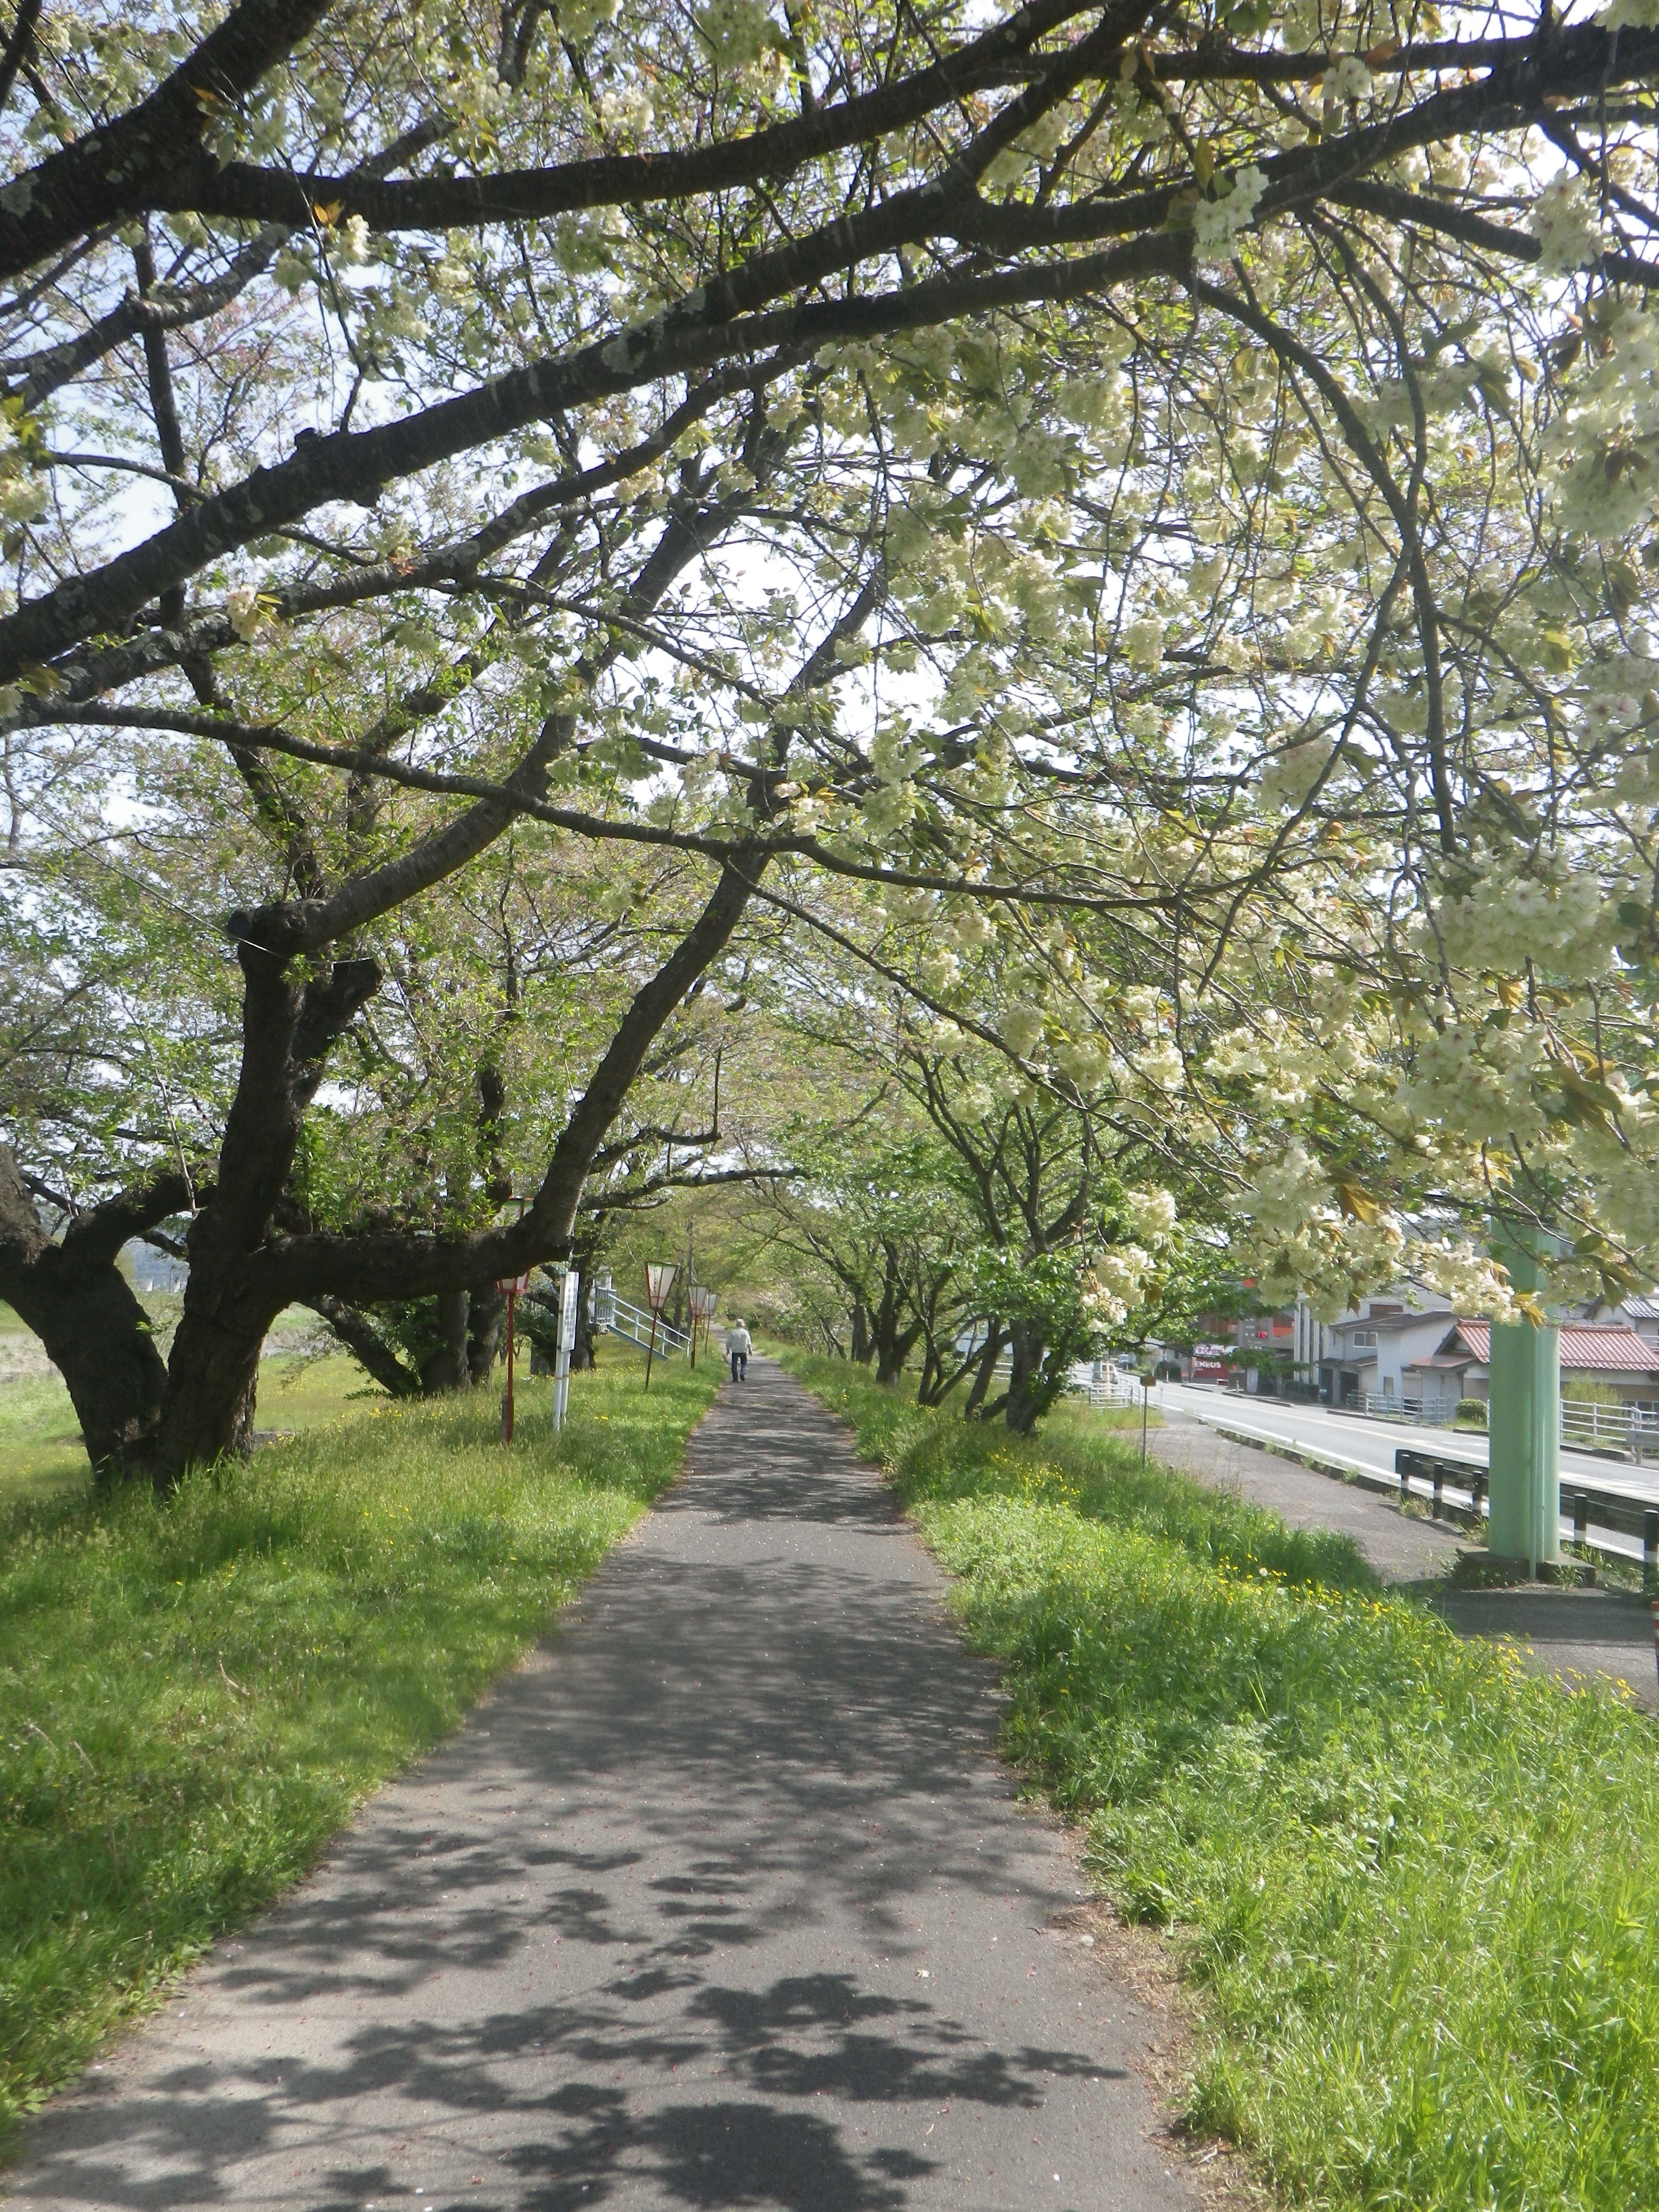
<box><xmin>501</xmin><ymin>1288</ymin><xmax>516</xmax><ymax>1443</ymax></box>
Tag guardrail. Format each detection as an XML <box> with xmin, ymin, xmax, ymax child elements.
<box><xmin>598</xmin><ymin>1293</ymin><xmax>690</xmax><ymax>1360</ymax></box>
<box><xmin>1341</xmin><ymin>1394</ymin><xmax>1659</xmax><ymax>1467</ymax></box>
<box><xmin>1069</xmin><ymin>1362</ymin><xmax>1142</xmax><ymax>1409</ymax></box>
<box><xmin>1394</xmin><ymin>1446</ymin><xmax>1659</xmax><ymax>1580</ymax></box>
<box><xmin>1559</xmin><ymin>1402</ymin><xmax>1659</xmax><ymax>1461</ymax></box>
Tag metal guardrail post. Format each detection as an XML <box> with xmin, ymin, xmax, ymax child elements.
<box><xmin>1574</xmin><ymin>1492</ymin><xmax>1590</xmax><ymax>1551</ymax></box>
<box><xmin>1432</xmin><ymin>1468</ymin><xmax>1443</xmax><ymax>1520</ymax></box>
<box><xmin>1645</xmin><ymin>1509</ymin><xmax>1659</xmax><ymax>1590</ymax></box>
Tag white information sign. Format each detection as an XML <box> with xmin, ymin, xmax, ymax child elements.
<box><xmin>553</xmin><ymin>1268</ymin><xmax>580</xmax><ymax>1434</ymax></box>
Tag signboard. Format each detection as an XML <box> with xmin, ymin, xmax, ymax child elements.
<box><xmin>552</xmin><ymin>1268</ymin><xmax>580</xmax><ymax>1435</ymax></box>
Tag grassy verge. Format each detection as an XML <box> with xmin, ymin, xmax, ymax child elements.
<box><xmin>784</xmin><ymin>1351</ymin><xmax>1659</xmax><ymax>2212</ymax></box>
<box><xmin>1</xmin><ymin>1360</ymin><xmax>718</xmax><ymax>2145</ymax></box>
<box><xmin>0</xmin><ymin>1375</ymin><xmax>88</xmax><ymax>1505</ymax></box>
<box><xmin>0</xmin><ymin>1351</ymin><xmax>380</xmax><ymax>1508</ymax></box>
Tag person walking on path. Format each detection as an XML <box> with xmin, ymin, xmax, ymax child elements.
<box><xmin>725</xmin><ymin>1318</ymin><xmax>751</xmax><ymax>1381</ymax></box>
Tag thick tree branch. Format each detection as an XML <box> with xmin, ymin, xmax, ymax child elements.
<box><xmin>0</xmin><ymin>233</ymin><xmax>1183</xmax><ymax>679</ymax></box>
<box><xmin>0</xmin><ymin>0</ymin><xmax>333</xmax><ymax>280</ymax></box>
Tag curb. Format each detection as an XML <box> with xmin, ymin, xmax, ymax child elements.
<box><xmin>1205</xmin><ymin>1421</ymin><xmax>1409</xmax><ymax>1501</ymax></box>
<box><xmin>1197</xmin><ymin>1419</ymin><xmax>1487</xmax><ymax>1544</ymax></box>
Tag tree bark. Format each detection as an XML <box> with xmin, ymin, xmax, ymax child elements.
<box><xmin>0</xmin><ymin>1155</ymin><xmax>170</xmax><ymax>1478</ymax></box>
<box><xmin>466</xmin><ymin>1286</ymin><xmax>505</xmax><ymax>1385</ymax></box>
<box><xmin>420</xmin><ymin>1289</ymin><xmax>471</xmax><ymax>1393</ymax></box>
<box><xmin>141</xmin><ymin>947</ymin><xmax>380</xmax><ymax>1485</ymax></box>
<box><xmin>964</xmin><ymin>1325</ymin><xmax>1006</xmax><ymax>1420</ymax></box>
<box><xmin>0</xmin><ymin>1147</ymin><xmax>184</xmax><ymax>1479</ymax></box>
<box><xmin>849</xmin><ymin>1299</ymin><xmax>872</xmax><ymax>1364</ymax></box>
<box><xmin>304</xmin><ymin>1293</ymin><xmax>422</xmax><ymax>1398</ymax></box>
<box><xmin>1002</xmin><ymin>1319</ymin><xmax>1045</xmax><ymax>1434</ymax></box>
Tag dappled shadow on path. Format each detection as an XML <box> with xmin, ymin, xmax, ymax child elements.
<box><xmin>11</xmin><ymin>1361</ymin><xmax>1157</xmax><ymax>2212</ymax></box>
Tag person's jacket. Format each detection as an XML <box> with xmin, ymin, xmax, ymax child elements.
<box><xmin>725</xmin><ymin>1326</ymin><xmax>753</xmax><ymax>1356</ymax></box>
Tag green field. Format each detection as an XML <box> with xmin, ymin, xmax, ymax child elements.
<box><xmin>787</xmin><ymin>1352</ymin><xmax>1659</xmax><ymax>2212</ymax></box>
<box><xmin>0</xmin><ymin>1354</ymin><xmax>383</xmax><ymax>1506</ymax></box>
<box><xmin>0</xmin><ymin>1357</ymin><xmax>719</xmax><ymax>2145</ymax></box>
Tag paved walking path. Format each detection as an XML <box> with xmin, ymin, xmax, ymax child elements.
<box><xmin>1152</xmin><ymin>1412</ymin><xmax>1657</xmax><ymax>1709</ymax></box>
<box><xmin>7</xmin><ymin>1362</ymin><xmax>1196</xmax><ymax>2212</ymax></box>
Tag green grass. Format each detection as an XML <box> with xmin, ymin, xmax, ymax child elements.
<box><xmin>0</xmin><ymin>1359</ymin><xmax>718</xmax><ymax>2144</ymax></box>
<box><xmin>785</xmin><ymin>1352</ymin><xmax>1659</xmax><ymax>2212</ymax></box>
<box><xmin>0</xmin><ymin>1373</ymin><xmax>86</xmax><ymax>1503</ymax></box>
<box><xmin>0</xmin><ymin>1350</ymin><xmax>385</xmax><ymax>1508</ymax></box>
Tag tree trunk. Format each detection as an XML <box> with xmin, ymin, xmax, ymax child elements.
<box><xmin>0</xmin><ymin>1146</ymin><xmax>175</xmax><ymax>1480</ymax></box>
<box><xmin>466</xmin><ymin>1286</ymin><xmax>505</xmax><ymax>1385</ymax></box>
<box><xmin>420</xmin><ymin>1289</ymin><xmax>471</xmax><ymax>1393</ymax></box>
<box><xmin>850</xmin><ymin>1299</ymin><xmax>872</xmax><ymax>1364</ymax></box>
<box><xmin>146</xmin><ymin>1245</ymin><xmax>268</xmax><ymax>1470</ymax></box>
<box><xmin>570</xmin><ymin>1290</ymin><xmax>596</xmax><ymax>1371</ymax></box>
<box><xmin>964</xmin><ymin>1326</ymin><xmax>1006</xmax><ymax>1419</ymax></box>
<box><xmin>1002</xmin><ymin>1320</ymin><xmax>1045</xmax><ymax>1434</ymax></box>
<box><xmin>917</xmin><ymin>1341</ymin><xmax>939</xmax><ymax>1404</ymax></box>
<box><xmin>305</xmin><ymin>1292</ymin><xmax>421</xmax><ymax>1398</ymax></box>
<box><xmin>141</xmin><ymin>946</ymin><xmax>381</xmax><ymax>1486</ymax></box>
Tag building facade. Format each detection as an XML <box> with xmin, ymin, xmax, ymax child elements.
<box><xmin>1318</xmin><ymin>1295</ymin><xmax>1458</xmax><ymax>1409</ymax></box>
<box><xmin>1405</xmin><ymin>1321</ymin><xmax>1659</xmax><ymax>1414</ymax></box>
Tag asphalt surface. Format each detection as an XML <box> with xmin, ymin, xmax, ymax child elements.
<box><xmin>1148</xmin><ymin>1413</ymin><xmax>1471</xmax><ymax>1586</ymax></box>
<box><xmin>6</xmin><ymin>1360</ymin><xmax>1196</xmax><ymax>2212</ymax></box>
<box><xmin>1156</xmin><ymin>1381</ymin><xmax>1655</xmax><ymax>1512</ymax></box>
<box><xmin>1150</xmin><ymin>1410</ymin><xmax>1659</xmax><ymax>1709</ymax></box>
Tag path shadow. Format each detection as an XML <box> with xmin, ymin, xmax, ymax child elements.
<box><xmin>9</xmin><ymin>1363</ymin><xmax>1138</xmax><ymax>2212</ymax></box>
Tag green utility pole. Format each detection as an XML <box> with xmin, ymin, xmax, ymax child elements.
<box><xmin>1487</xmin><ymin>1226</ymin><xmax>1563</xmax><ymax>1574</ymax></box>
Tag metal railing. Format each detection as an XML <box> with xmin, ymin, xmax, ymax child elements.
<box><xmin>1394</xmin><ymin>1446</ymin><xmax>1659</xmax><ymax>1579</ymax></box>
<box><xmin>1353</xmin><ymin>1392</ymin><xmax>1658</xmax><ymax>1464</ymax></box>
<box><xmin>597</xmin><ymin>1292</ymin><xmax>690</xmax><ymax>1360</ymax></box>
<box><xmin>1559</xmin><ymin>1400</ymin><xmax>1659</xmax><ymax>1461</ymax></box>
<box><xmin>1068</xmin><ymin>1361</ymin><xmax>1142</xmax><ymax>1409</ymax></box>
<box><xmin>1358</xmin><ymin>1392</ymin><xmax>1433</xmax><ymax>1422</ymax></box>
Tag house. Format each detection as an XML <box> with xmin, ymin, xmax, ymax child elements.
<box><xmin>1581</xmin><ymin>1293</ymin><xmax>1659</xmax><ymax>1345</ymax></box>
<box><xmin>1404</xmin><ymin>1320</ymin><xmax>1659</xmax><ymax>1417</ymax></box>
<box><xmin>1318</xmin><ymin>1294</ymin><xmax>1458</xmax><ymax>1409</ymax></box>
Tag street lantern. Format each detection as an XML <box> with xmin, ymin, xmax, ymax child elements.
<box><xmin>643</xmin><ymin>1262</ymin><xmax>676</xmax><ymax>1390</ymax></box>
<box><xmin>689</xmin><ymin>1283</ymin><xmax>718</xmax><ymax>1367</ymax></box>
<box><xmin>495</xmin><ymin>1197</ymin><xmax>531</xmax><ymax>1443</ymax></box>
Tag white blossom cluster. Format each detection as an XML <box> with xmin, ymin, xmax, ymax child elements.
<box><xmin>1539</xmin><ymin>306</ymin><xmax>1659</xmax><ymax>543</ymax></box>
<box><xmin>694</xmin><ymin>0</ymin><xmax>781</xmax><ymax>70</ymax></box>
<box><xmin>225</xmin><ymin>584</ymin><xmax>270</xmax><ymax>642</ymax></box>
<box><xmin>1530</xmin><ymin>174</ymin><xmax>1605</xmax><ymax>277</ymax></box>
<box><xmin>1191</xmin><ymin>166</ymin><xmax>1267</xmax><ymax>264</ymax></box>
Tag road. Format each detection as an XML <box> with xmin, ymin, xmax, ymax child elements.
<box><xmin>8</xmin><ymin>1361</ymin><xmax>1197</xmax><ymax>2212</ymax></box>
<box><xmin>1149</xmin><ymin>1413</ymin><xmax>1658</xmax><ymax>1706</ymax></box>
<box><xmin>1149</xmin><ymin>1381</ymin><xmax>1659</xmax><ymax>1563</ymax></box>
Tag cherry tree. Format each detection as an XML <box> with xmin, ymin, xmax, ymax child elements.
<box><xmin>1</xmin><ymin>0</ymin><xmax>1657</xmax><ymax>1476</ymax></box>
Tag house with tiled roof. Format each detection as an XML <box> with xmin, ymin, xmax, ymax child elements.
<box><xmin>1317</xmin><ymin>1294</ymin><xmax>1459</xmax><ymax>1409</ymax></box>
<box><xmin>1582</xmin><ymin>1293</ymin><xmax>1659</xmax><ymax>1344</ymax></box>
<box><xmin>1404</xmin><ymin>1321</ymin><xmax>1659</xmax><ymax>1418</ymax></box>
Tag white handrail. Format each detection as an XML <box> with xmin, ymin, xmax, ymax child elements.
<box><xmin>598</xmin><ymin>1292</ymin><xmax>690</xmax><ymax>1358</ymax></box>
